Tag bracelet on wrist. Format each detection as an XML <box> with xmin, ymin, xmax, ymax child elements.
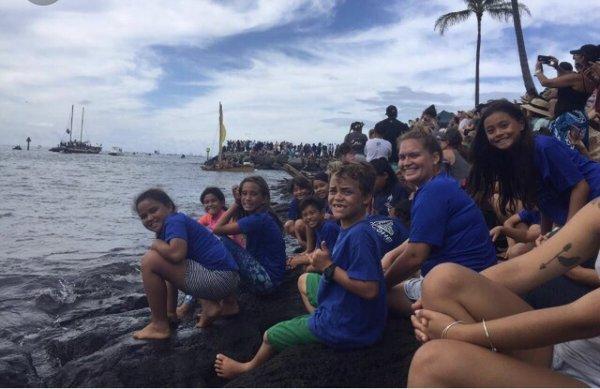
<box><xmin>441</xmin><ymin>320</ymin><xmax>464</xmax><ymax>339</ymax></box>
<box><xmin>482</xmin><ymin>318</ymin><xmax>498</xmax><ymax>352</ymax></box>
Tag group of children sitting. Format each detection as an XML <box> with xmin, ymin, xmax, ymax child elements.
<box><xmin>132</xmin><ymin>99</ymin><xmax>600</xmax><ymax>386</ymax></box>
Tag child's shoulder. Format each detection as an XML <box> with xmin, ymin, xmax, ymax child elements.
<box><xmin>321</xmin><ymin>220</ymin><xmax>340</xmax><ymax>232</ymax></box>
<box><xmin>167</xmin><ymin>212</ymin><xmax>188</xmax><ymax>223</ymax></box>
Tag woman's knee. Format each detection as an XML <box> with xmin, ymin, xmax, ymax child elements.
<box><xmin>421</xmin><ymin>263</ymin><xmax>471</xmax><ymax>303</ymax></box>
<box><xmin>141</xmin><ymin>250</ymin><xmax>163</xmax><ymax>271</ymax></box>
<box><xmin>409</xmin><ymin>340</ymin><xmax>462</xmax><ymax>386</ymax></box>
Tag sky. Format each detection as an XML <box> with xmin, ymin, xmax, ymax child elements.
<box><xmin>1</xmin><ymin>0</ymin><xmax>598</xmax><ymax>154</ymax></box>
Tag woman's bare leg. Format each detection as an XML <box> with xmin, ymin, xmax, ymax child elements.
<box><xmin>133</xmin><ymin>250</ymin><xmax>187</xmax><ymax>340</ymax></box>
<box><xmin>409</xmin><ymin>339</ymin><xmax>584</xmax><ymax>387</ymax></box>
<box><xmin>421</xmin><ymin>264</ymin><xmax>552</xmax><ymax>365</ymax></box>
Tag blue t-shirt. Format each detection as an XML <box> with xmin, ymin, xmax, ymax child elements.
<box><xmin>410</xmin><ymin>173</ymin><xmax>496</xmax><ymax>276</ymax></box>
<box><xmin>288</xmin><ymin>198</ymin><xmax>300</xmax><ymax>220</ymax></box>
<box><xmin>372</xmin><ymin>182</ymin><xmax>408</xmax><ymax>216</ymax></box>
<box><xmin>367</xmin><ymin>215</ymin><xmax>409</xmax><ymax>256</ymax></box>
<box><xmin>308</xmin><ymin>219</ymin><xmax>387</xmax><ymax>349</ymax></box>
<box><xmin>159</xmin><ymin>212</ymin><xmax>237</xmax><ymax>271</ymax></box>
<box><xmin>314</xmin><ymin>220</ymin><xmax>340</xmax><ymax>252</ymax></box>
<box><xmin>517</xmin><ymin>209</ymin><xmax>541</xmax><ymax>225</ymax></box>
<box><xmin>237</xmin><ymin>211</ymin><xmax>286</xmax><ymax>286</ymax></box>
<box><xmin>533</xmin><ymin>135</ymin><xmax>600</xmax><ymax>225</ymax></box>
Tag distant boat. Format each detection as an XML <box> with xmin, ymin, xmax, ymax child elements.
<box><xmin>49</xmin><ymin>105</ymin><xmax>102</xmax><ymax>154</ymax></box>
<box><xmin>201</xmin><ymin>102</ymin><xmax>255</xmax><ymax>172</ymax></box>
<box><xmin>12</xmin><ymin>145</ymin><xmax>22</xmax><ymax>150</ymax></box>
<box><xmin>108</xmin><ymin>147</ymin><xmax>123</xmax><ymax>156</ymax></box>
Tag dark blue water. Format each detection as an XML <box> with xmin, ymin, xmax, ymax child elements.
<box><xmin>0</xmin><ymin>146</ymin><xmax>288</xmax><ymax>379</ymax></box>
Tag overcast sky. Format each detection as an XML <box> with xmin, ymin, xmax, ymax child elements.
<box><xmin>1</xmin><ymin>0</ymin><xmax>598</xmax><ymax>153</ymax></box>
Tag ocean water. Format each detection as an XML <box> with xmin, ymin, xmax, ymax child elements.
<box><xmin>0</xmin><ymin>146</ymin><xmax>288</xmax><ymax>379</ymax></box>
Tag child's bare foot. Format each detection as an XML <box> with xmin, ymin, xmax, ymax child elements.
<box><xmin>214</xmin><ymin>353</ymin><xmax>251</xmax><ymax>379</ymax></box>
<box><xmin>196</xmin><ymin>300</ymin><xmax>222</xmax><ymax>328</ymax></box>
<box><xmin>132</xmin><ymin>321</ymin><xmax>171</xmax><ymax>340</ymax></box>
<box><xmin>175</xmin><ymin>303</ymin><xmax>190</xmax><ymax>319</ymax></box>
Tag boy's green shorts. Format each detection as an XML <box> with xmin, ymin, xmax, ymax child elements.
<box><xmin>266</xmin><ymin>273</ymin><xmax>323</xmax><ymax>352</ymax></box>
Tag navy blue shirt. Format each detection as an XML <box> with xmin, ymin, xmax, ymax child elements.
<box><xmin>373</xmin><ymin>182</ymin><xmax>408</xmax><ymax>216</ymax></box>
<box><xmin>518</xmin><ymin>209</ymin><xmax>541</xmax><ymax>225</ymax></box>
<box><xmin>159</xmin><ymin>212</ymin><xmax>237</xmax><ymax>271</ymax></box>
<box><xmin>308</xmin><ymin>219</ymin><xmax>387</xmax><ymax>349</ymax></box>
<box><xmin>237</xmin><ymin>211</ymin><xmax>286</xmax><ymax>286</ymax></box>
<box><xmin>533</xmin><ymin>136</ymin><xmax>600</xmax><ymax>225</ymax></box>
<box><xmin>367</xmin><ymin>215</ymin><xmax>409</xmax><ymax>256</ymax></box>
<box><xmin>288</xmin><ymin>198</ymin><xmax>300</xmax><ymax>220</ymax></box>
<box><xmin>314</xmin><ymin>220</ymin><xmax>340</xmax><ymax>252</ymax></box>
<box><xmin>410</xmin><ymin>173</ymin><xmax>496</xmax><ymax>276</ymax></box>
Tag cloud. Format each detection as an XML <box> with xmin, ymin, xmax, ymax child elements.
<box><xmin>0</xmin><ymin>0</ymin><xmax>597</xmax><ymax>152</ymax></box>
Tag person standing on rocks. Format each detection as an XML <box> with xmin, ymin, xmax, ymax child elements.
<box><xmin>374</xmin><ymin>105</ymin><xmax>409</xmax><ymax>169</ymax></box>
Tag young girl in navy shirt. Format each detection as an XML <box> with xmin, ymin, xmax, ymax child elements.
<box><xmin>370</xmin><ymin>157</ymin><xmax>408</xmax><ymax>216</ymax></box>
<box><xmin>133</xmin><ymin>189</ymin><xmax>239</xmax><ymax>339</ymax></box>
<box><xmin>213</xmin><ymin>176</ymin><xmax>286</xmax><ymax>294</ymax></box>
<box><xmin>468</xmin><ymin>99</ymin><xmax>600</xmax><ymax>293</ymax></box>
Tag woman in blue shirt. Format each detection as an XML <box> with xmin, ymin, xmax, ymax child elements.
<box><xmin>384</xmin><ymin>131</ymin><xmax>496</xmax><ymax>316</ymax></box>
<box><xmin>467</xmin><ymin>99</ymin><xmax>600</xmax><ymax>300</ymax></box>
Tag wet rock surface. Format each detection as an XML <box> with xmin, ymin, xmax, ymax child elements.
<box><xmin>1</xmin><ymin>268</ymin><xmax>418</xmax><ymax>387</ymax></box>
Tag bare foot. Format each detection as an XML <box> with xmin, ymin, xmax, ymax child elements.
<box><xmin>214</xmin><ymin>353</ymin><xmax>251</xmax><ymax>379</ymax></box>
<box><xmin>175</xmin><ymin>303</ymin><xmax>190</xmax><ymax>319</ymax></box>
<box><xmin>132</xmin><ymin>321</ymin><xmax>171</xmax><ymax>340</ymax></box>
<box><xmin>196</xmin><ymin>300</ymin><xmax>222</xmax><ymax>328</ymax></box>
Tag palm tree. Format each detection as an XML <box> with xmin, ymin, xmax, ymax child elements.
<box><xmin>434</xmin><ymin>0</ymin><xmax>530</xmax><ymax>106</ymax></box>
<box><xmin>511</xmin><ymin>0</ymin><xmax>536</xmax><ymax>98</ymax></box>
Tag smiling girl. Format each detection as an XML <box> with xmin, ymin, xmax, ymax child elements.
<box><xmin>383</xmin><ymin>131</ymin><xmax>496</xmax><ymax>316</ymax></box>
<box><xmin>213</xmin><ymin>176</ymin><xmax>286</xmax><ymax>294</ymax></box>
<box><xmin>133</xmin><ymin>188</ymin><xmax>239</xmax><ymax>339</ymax></box>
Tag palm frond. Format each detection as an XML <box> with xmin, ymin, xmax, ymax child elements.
<box><xmin>434</xmin><ymin>9</ymin><xmax>472</xmax><ymax>35</ymax></box>
<box><xmin>487</xmin><ymin>4</ymin><xmax>514</xmax><ymax>22</ymax></box>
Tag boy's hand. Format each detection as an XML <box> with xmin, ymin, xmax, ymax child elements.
<box><xmin>231</xmin><ymin>185</ymin><xmax>241</xmax><ymax>204</ymax></box>
<box><xmin>309</xmin><ymin>241</ymin><xmax>333</xmax><ymax>272</ymax></box>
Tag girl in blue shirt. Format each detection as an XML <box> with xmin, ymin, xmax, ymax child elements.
<box><xmin>133</xmin><ymin>189</ymin><xmax>239</xmax><ymax>340</ymax></box>
<box><xmin>370</xmin><ymin>157</ymin><xmax>408</xmax><ymax>216</ymax></box>
<box><xmin>384</xmin><ymin>131</ymin><xmax>496</xmax><ymax>316</ymax></box>
<box><xmin>468</xmin><ymin>100</ymin><xmax>600</xmax><ymax>290</ymax></box>
<box><xmin>213</xmin><ymin>176</ymin><xmax>286</xmax><ymax>294</ymax></box>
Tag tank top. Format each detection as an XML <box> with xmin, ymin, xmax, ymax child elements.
<box><xmin>553</xmin><ymin>249</ymin><xmax>600</xmax><ymax>383</ymax></box>
<box><xmin>554</xmin><ymin>76</ymin><xmax>590</xmax><ymax>117</ymax></box>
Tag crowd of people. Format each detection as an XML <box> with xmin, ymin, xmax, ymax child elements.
<box><xmin>223</xmin><ymin>139</ymin><xmax>339</xmax><ymax>159</ymax></box>
<box><xmin>132</xmin><ymin>43</ymin><xmax>600</xmax><ymax>386</ymax></box>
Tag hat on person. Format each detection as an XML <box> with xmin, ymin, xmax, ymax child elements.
<box><xmin>521</xmin><ymin>97</ymin><xmax>552</xmax><ymax>118</ymax></box>
<box><xmin>386</xmin><ymin>105</ymin><xmax>397</xmax><ymax>117</ymax></box>
<box><xmin>570</xmin><ymin>44</ymin><xmax>599</xmax><ymax>61</ymax></box>
<box><xmin>422</xmin><ymin>104</ymin><xmax>437</xmax><ymax>118</ymax></box>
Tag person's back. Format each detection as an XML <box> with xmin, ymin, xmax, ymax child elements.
<box><xmin>375</xmin><ymin>105</ymin><xmax>409</xmax><ymax>164</ymax></box>
<box><xmin>367</xmin><ymin>214</ymin><xmax>409</xmax><ymax>256</ymax></box>
<box><xmin>447</xmin><ymin>149</ymin><xmax>471</xmax><ymax>185</ymax></box>
<box><xmin>344</xmin><ymin>130</ymin><xmax>368</xmax><ymax>155</ymax></box>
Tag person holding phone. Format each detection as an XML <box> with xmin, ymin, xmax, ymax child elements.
<box><xmin>535</xmin><ymin>45</ymin><xmax>599</xmax><ymax>149</ymax></box>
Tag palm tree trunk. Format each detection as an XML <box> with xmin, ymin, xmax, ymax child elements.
<box><xmin>511</xmin><ymin>0</ymin><xmax>537</xmax><ymax>97</ymax></box>
<box><xmin>475</xmin><ymin>16</ymin><xmax>481</xmax><ymax>106</ymax></box>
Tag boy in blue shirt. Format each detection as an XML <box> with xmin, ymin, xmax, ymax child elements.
<box><xmin>215</xmin><ymin>162</ymin><xmax>387</xmax><ymax>379</ymax></box>
<box><xmin>287</xmin><ymin>196</ymin><xmax>340</xmax><ymax>271</ymax></box>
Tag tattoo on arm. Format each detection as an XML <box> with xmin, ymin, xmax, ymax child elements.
<box><xmin>540</xmin><ymin>243</ymin><xmax>581</xmax><ymax>269</ymax></box>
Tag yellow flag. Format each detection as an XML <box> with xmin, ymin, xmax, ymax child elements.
<box><xmin>219</xmin><ymin>102</ymin><xmax>227</xmax><ymax>152</ymax></box>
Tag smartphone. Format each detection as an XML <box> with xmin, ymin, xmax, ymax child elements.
<box><xmin>537</xmin><ymin>55</ymin><xmax>554</xmax><ymax>65</ymax></box>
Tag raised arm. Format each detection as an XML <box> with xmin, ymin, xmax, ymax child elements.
<box><xmin>212</xmin><ymin>202</ymin><xmax>242</xmax><ymax>235</ymax></box>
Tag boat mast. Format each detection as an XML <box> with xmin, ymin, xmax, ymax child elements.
<box><xmin>69</xmin><ymin>104</ymin><xmax>74</xmax><ymax>142</ymax></box>
<box><xmin>80</xmin><ymin>107</ymin><xmax>85</xmax><ymax>143</ymax></box>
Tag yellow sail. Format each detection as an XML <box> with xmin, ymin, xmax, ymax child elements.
<box><xmin>218</xmin><ymin>102</ymin><xmax>227</xmax><ymax>160</ymax></box>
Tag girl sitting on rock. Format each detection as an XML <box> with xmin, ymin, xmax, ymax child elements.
<box><xmin>213</xmin><ymin>176</ymin><xmax>287</xmax><ymax>294</ymax></box>
<box><xmin>133</xmin><ymin>188</ymin><xmax>240</xmax><ymax>339</ymax></box>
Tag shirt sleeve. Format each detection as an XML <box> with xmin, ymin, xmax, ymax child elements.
<box><xmin>345</xmin><ymin>227</ymin><xmax>382</xmax><ymax>282</ymax></box>
<box><xmin>538</xmin><ymin>141</ymin><xmax>584</xmax><ymax>194</ymax></box>
<box><xmin>237</xmin><ymin>213</ymin><xmax>262</xmax><ymax>234</ymax></box>
<box><xmin>163</xmin><ymin>214</ymin><xmax>188</xmax><ymax>243</ymax></box>
<box><xmin>409</xmin><ymin>183</ymin><xmax>449</xmax><ymax>248</ymax></box>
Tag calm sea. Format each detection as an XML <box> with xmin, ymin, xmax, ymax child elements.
<box><xmin>0</xmin><ymin>146</ymin><xmax>288</xmax><ymax>378</ymax></box>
